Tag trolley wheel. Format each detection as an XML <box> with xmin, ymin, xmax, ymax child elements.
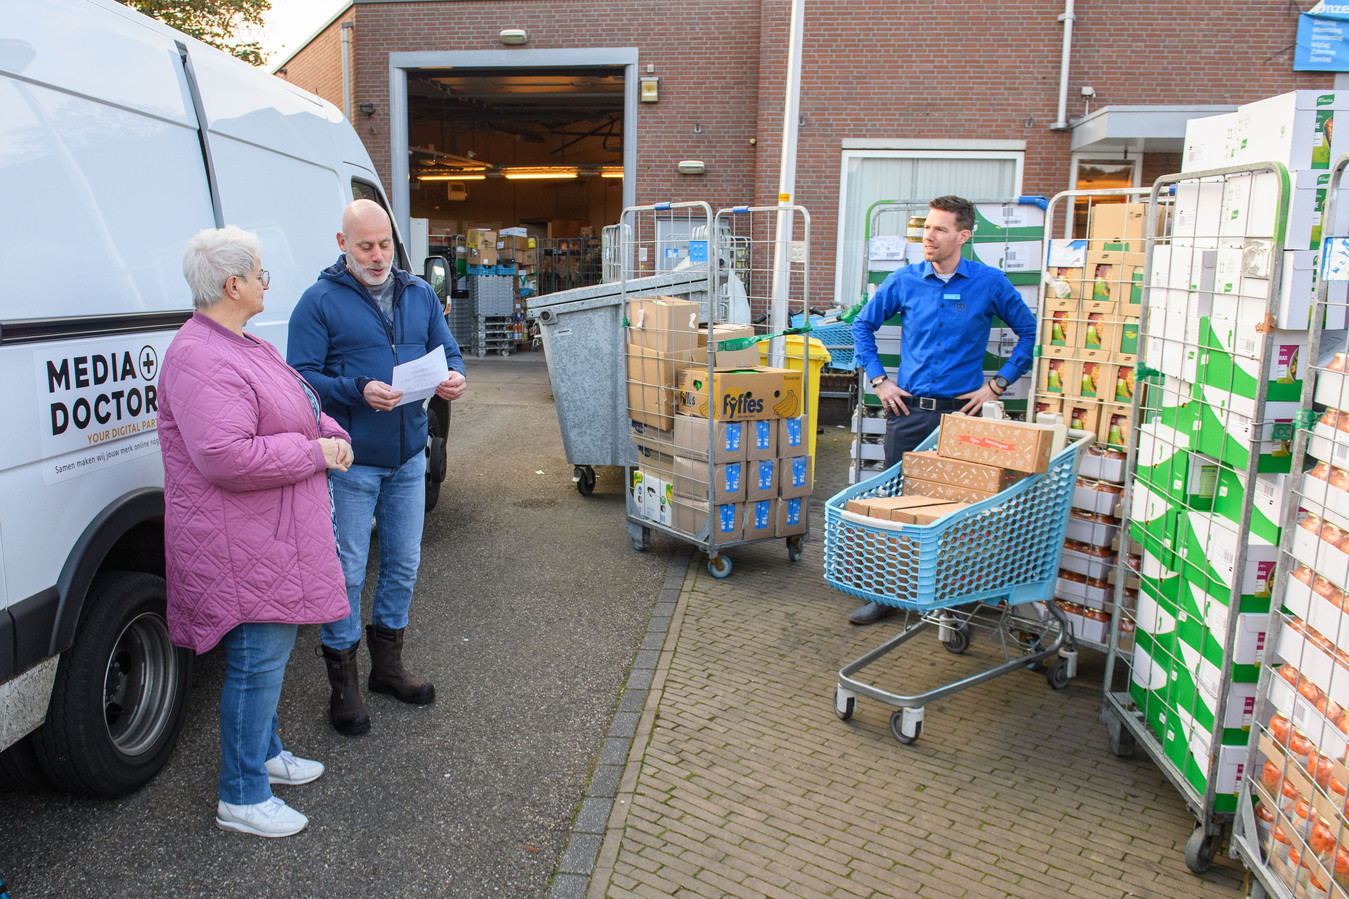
<box><xmin>942</xmin><ymin>622</ymin><xmax>970</xmax><ymax>655</ymax></box>
<box><xmin>1185</xmin><ymin>825</ymin><xmax>1220</xmax><ymax>874</ymax></box>
<box><xmin>631</xmin><ymin>527</ymin><xmax>652</xmax><ymax>553</ymax></box>
<box><xmin>499</xmin><ymin>347</ymin><xmax>512</xmax><ymax>357</ymax></box>
<box><xmin>1046</xmin><ymin>658</ymin><xmax>1071</xmax><ymax>691</ymax></box>
<box><xmin>833</xmin><ymin>688</ymin><xmax>855</xmax><ymax>722</ymax></box>
<box><xmin>890</xmin><ymin>710</ymin><xmax>922</xmax><ymax>745</ymax></box>
<box><xmin>574</xmin><ymin>465</ymin><xmax>596</xmax><ymax>496</ymax></box>
<box><xmin>786</xmin><ymin>535</ymin><xmax>804</xmax><ymax>562</ymax></box>
<box><xmin>707</xmin><ymin>554</ymin><xmax>732</xmax><ymax>579</ymax></box>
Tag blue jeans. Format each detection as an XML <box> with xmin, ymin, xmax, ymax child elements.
<box><xmin>218</xmin><ymin>622</ymin><xmax>296</xmax><ymax>805</ymax></box>
<box><xmin>883</xmin><ymin>408</ymin><xmax>946</xmax><ymax>469</ymax></box>
<box><xmin>322</xmin><ymin>453</ymin><xmax>426</xmax><ymax>651</ymax></box>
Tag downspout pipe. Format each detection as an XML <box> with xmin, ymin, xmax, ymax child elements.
<box><xmin>1051</xmin><ymin>0</ymin><xmax>1075</xmax><ymax>131</ymax></box>
<box><xmin>341</xmin><ymin>21</ymin><xmax>353</xmax><ymax>122</ymax></box>
<box><xmin>767</xmin><ymin>0</ymin><xmax>805</xmax><ymax>366</ymax></box>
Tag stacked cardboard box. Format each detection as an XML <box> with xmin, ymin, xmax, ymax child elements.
<box><xmin>627</xmin><ymin>308</ymin><xmax>810</xmax><ymax>542</ymax></box>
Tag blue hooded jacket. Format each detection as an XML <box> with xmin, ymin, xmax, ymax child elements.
<box><xmin>287</xmin><ymin>256</ymin><xmax>465</xmax><ymax>469</ymax></box>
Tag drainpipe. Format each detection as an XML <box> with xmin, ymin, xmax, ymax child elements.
<box><xmin>1051</xmin><ymin>0</ymin><xmax>1075</xmax><ymax>131</ymax></box>
<box><xmin>341</xmin><ymin>21</ymin><xmax>353</xmax><ymax>122</ymax></box>
<box><xmin>767</xmin><ymin>0</ymin><xmax>804</xmax><ymax>366</ymax></box>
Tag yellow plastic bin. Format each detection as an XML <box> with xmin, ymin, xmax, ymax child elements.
<box><xmin>761</xmin><ymin>335</ymin><xmax>831</xmax><ymax>477</ymax></box>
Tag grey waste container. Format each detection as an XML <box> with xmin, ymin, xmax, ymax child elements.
<box><xmin>531</xmin><ymin>270</ymin><xmax>710</xmax><ymax>495</ymax></box>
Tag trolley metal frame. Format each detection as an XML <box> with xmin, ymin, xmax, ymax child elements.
<box><xmin>620</xmin><ymin>202</ymin><xmax>812</xmax><ymax>578</ymax></box>
<box><xmin>827</xmin><ymin>427</ymin><xmax>1094</xmax><ymax>743</ymax></box>
<box><xmin>1228</xmin><ymin>152</ymin><xmax>1349</xmax><ymax>899</ymax></box>
<box><xmin>1096</xmin><ymin>162</ymin><xmax>1293</xmax><ymax>874</ymax></box>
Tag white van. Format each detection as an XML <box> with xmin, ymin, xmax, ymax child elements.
<box><xmin>0</xmin><ymin>0</ymin><xmax>442</xmax><ymax>795</ymax></box>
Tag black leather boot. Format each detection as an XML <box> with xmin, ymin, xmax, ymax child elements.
<box><xmin>367</xmin><ymin>625</ymin><xmax>435</xmax><ymax>705</ymax></box>
<box><xmin>320</xmin><ymin>642</ymin><xmax>371</xmax><ymax>735</ymax></box>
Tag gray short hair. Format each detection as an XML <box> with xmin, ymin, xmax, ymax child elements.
<box><xmin>182</xmin><ymin>226</ymin><xmax>260</xmax><ymax>310</ymax></box>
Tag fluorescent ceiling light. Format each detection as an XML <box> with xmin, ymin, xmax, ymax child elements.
<box><xmin>419</xmin><ymin>174</ymin><xmax>487</xmax><ymax>181</ymax></box>
<box><xmin>503</xmin><ymin>168</ymin><xmax>578</xmax><ymax>180</ymax></box>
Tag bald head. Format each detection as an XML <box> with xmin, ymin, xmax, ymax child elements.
<box><xmin>338</xmin><ymin>199</ymin><xmax>394</xmax><ymax>287</ymax></box>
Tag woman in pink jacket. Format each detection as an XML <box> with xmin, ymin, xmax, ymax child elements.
<box><xmin>160</xmin><ymin>226</ymin><xmax>353</xmax><ymax>838</ymax></box>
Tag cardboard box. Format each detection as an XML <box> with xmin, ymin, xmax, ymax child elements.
<box><xmin>515</xmin><ymin>248</ymin><xmax>538</xmax><ymax>266</ymax></box>
<box><xmin>902</xmin><ymin>475</ymin><xmax>997</xmax><ymax>505</ymax></box>
<box><xmin>1231</xmin><ymin>90</ymin><xmax>1347</xmax><ymax>172</ymax></box>
<box><xmin>671</xmin><ymin>497</ymin><xmax>742</xmax><ymax>543</ymax></box>
<box><xmin>779</xmin><ymin>417</ymin><xmax>807</xmax><ymax>456</ymax></box>
<box><xmin>746</xmin><ymin>419</ymin><xmax>777</xmax><ymax>461</ymax></box>
<box><xmin>847</xmin><ymin>495</ymin><xmax>945</xmax><ymax>520</ymax></box>
<box><xmin>1074</xmin><ymin>359</ymin><xmax>1107</xmax><ymax>402</ymax></box>
<box><xmin>676</xmin><ymin>366</ymin><xmax>804</xmax><ymax>421</ymax></box>
<box><xmin>629</xmin><ymin>296</ymin><xmax>699</xmax><ymax>356</ymax></box>
<box><xmin>779</xmin><ymin>454</ymin><xmax>813</xmax><ymax>499</ymax></box>
<box><xmin>633</xmin><ymin>469</ymin><xmax>673</xmax><ymax>526</ymax></box>
<box><xmin>776</xmin><ymin>496</ymin><xmax>807</xmax><ymax>537</ymax></box>
<box><xmin>961</xmin><ymin>239</ymin><xmax>1042</xmax><ymax>272</ymax></box>
<box><xmin>1038</xmin><ymin>357</ymin><xmax>1072</xmax><ymax>398</ymax></box>
<box><xmin>1088</xmin><ymin>202</ymin><xmax>1149</xmax><ymax>245</ymax></box>
<box><xmin>743</xmin><ymin>498</ymin><xmax>776</xmax><ymax>540</ymax></box>
<box><xmin>673</xmin><ymin>455</ymin><xmax>746</xmax><ymax>503</ymax></box>
<box><xmin>673</xmin><ymin>414</ymin><xmax>746</xmax><ymax>463</ymax></box>
<box><xmin>894</xmin><ymin>502</ymin><xmax>969</xmax><ymax>525</ymax></box>
<box><xmin>1115</xmin><ymin>315</ymin><xmax>1140</xmax><ymax>362</ymax></box>
<box><xmin>1034</xmin><ymin>397</ymin><xmax>1063</xmax><ymax>419</ymax></box>
<box><xmin>1065</xmin><ymin>401</ymin><xmax>1101</xmax><ymax>437</ymax></box>
<box><xmin>1041</xmin><ymin>309</ymin><xmax>1078</xmax><ymax>357</ymax></box>
<box><xmin>1043</xmin><ymin>267</ymin><xmax>1083</xmax><ymax>310</ymax></box>
<box><xmin>627</xmin><ymin>343</ymin><xmax>695</xmax><ymax>429</ymax></box>
<box><xmin>746</xmin><ymin>458</ymin><xmax>777</xmax><ymax>502</ymax></box>
<box><xmin>899</xmin><ymin>450</ymin><xmax>1027</xmax><ymax>494</ymax></box>
<box><xmin>629</xmin><ymin>419</ymin><xmax>674</xmax><ymax>455</ymax></box>
<box><xmin>699</xmin><ymin>323</ymin><xmax>759</xmax><ymax>369</ymax></box>
<box><xmin>1107</xmin><ymin>363</ymin><xmax>1138</xmax><ymax>406</ymax></box>
<box><xmin>467</xmin><ymin>228</ymin><xmax>498</xmax><ymax>266</ymax></box>
<box><xmin>1079</xmin><ymin>312</ymin><xmax>1114</xmax><ymax>360</ymax></box>
<box><xmin>937</xmin><ymin>415</ymin><xmax>1056</xmax><ymax>474</ymax></box>
<box><xmin>1098</xmin><ymin>404</ymin><xmax>1133</xmax><ymax>450</ymax></box>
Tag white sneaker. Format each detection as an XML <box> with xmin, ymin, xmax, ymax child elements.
<box><xmin>216</xmin><ymin>796</ymin><xmax>308</xmax><ymax>837</ymax></box>
<box><xmin>265</xmin><ymin>750</ymin><xmax>324</xmax><ymax>785</ymax></box>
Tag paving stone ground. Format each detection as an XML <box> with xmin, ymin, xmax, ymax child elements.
<box><xmin>562</xmin><ymin>426</ymin><xmax>1250</xmax><ymax>899</ymax></box>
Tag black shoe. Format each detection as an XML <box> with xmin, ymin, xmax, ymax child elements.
<box><xmin>848</xmin><ymin>601</ymin><xmax>898</xmax><ymax>625</ymax></box>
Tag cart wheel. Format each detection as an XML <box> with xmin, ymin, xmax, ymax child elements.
<box><xmin>499</xmin><ymin>347</ymin><xmax>512</xmax><ymax>357</ymax></box>
<box><xmin>574</xmin><ymin>465</ymin><xmax>596</xmax><ymax>496</ymax></box>
<box><xmin>1046</xmin><ymin>658</ymin><xmax>1071</xmax><ymax>690</ymax></box>
<box><xmin>942</xmin><ymin>623</ymin><xmax>970</xmax><ymax>655</ymax></box>
<box><xmin>786</xmin><ymin>535</ymin><xmax>804</xmax><ymax>562</ymax></box>
<box><xmin>707</xmin><ymin>555</ymin><xmax>732</xmax><ymax>579</ymax></box>
<box><xmin>1185</xmin><ymin>825</ymin><xmax>1219</xmax><ymax>874</ymax></box>
<box><xmin>833</xmin><ymin>688</ymin><xmax>855</xmax><ymax>722</ymax></box>
<box><xmin>890</xmin><ymin>710</ymin><xmax>922</xmax><ymax>745</ymax></box>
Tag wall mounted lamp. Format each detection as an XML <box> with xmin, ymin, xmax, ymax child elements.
<box><xmin>677</xmin><ymin>160</ymin><xmax>706</xmax><ymax>175</ymax></box>
<box><xmin>357</xmin><ymin>102</ymin><xmax>376</xmax><ymax>117</ymax></box>
<box><xmin>499</xmin><ymin>28</ymin><xmax>528</xmax><ymax>45</ymax></box>
<box><xmin>640</xmin><ymin>76</ymin><xmax>659</xmax><ymax>103</ymax></box>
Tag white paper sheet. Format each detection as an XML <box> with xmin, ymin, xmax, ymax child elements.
<box><xmin>391</xmin><ymin>345</ymin><xmax>449</xmax><ymax>406</ymax></box>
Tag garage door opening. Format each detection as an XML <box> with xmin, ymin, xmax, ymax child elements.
<box><xmin>407</xmin><ymin>66</ymin><xmax>624</xmax><ymax>261</ymax></box>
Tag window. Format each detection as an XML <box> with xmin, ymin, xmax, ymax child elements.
<box><xmin>834</xmin><ymin>143</ymin><xmax>1024</xmax><ymax>309</ymax></box>
<box><xmin>1066</xmin><ymin>156</ymin><xmax>1141</xmax><ymax>238</ymax></box>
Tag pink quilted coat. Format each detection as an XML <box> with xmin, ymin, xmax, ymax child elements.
<box><xmin>159</xmin><ymin>313</ymin><xmax>350</xmax><ymax>653</ymax></box>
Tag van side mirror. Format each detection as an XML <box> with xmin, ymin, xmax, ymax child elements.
<box><xmin>424</xmin><ymin>257</ymin><xmax>449</xmax><ymax>310</ymax></box>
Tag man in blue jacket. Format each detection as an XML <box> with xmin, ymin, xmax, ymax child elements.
<box><xmin>289</xmin><ymin>199</ymin><xmax>467</xmax><ymax>735</ymax></box>
<box><xmin>849</xmin><ymin>195</ymin><xmax>1036</xmax><ymax>625</ymax></box>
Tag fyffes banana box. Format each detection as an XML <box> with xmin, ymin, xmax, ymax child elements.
<box><xmin>675</xmin><ymin>366</ymin><xmax>803</xmax><ymax>421</ymax></box>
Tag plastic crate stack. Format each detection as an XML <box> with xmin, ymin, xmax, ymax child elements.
<box><xmin>463</xmin><ymin>274</ymin><xmax>515</xmax><ymax>356</ymax></box>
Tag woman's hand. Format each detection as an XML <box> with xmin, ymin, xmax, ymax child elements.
<box><xmin>319</xmin><ymin>437</ymin><xmax>353</xmax><ymax>471</ymax></box>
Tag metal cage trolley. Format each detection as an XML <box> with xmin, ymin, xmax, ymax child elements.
<box><xmin>825</xmin><ymin>424</ymin><xmax>1094</xmax><ymax>744</ymax></box>
<box><xmin>621</xmin><ymin>202</ymin><xmax>814</xmax><ymax>578</ymax></box>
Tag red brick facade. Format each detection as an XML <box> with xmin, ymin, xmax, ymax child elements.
<box><xmin>278</xmin><ymin>0</ymin><xmax>1332</xmax><ymax>302</ymax></box>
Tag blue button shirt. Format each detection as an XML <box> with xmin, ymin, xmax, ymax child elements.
<box><xmin>852</xmin><ymin>257</ymin><xmax>1037</xmax><ymax>397</ymax></box>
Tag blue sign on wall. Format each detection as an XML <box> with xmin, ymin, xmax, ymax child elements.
<box><xmin>1297</xmin><ymin>3</ymin><xmax>1349</xmax><ymax>71</ymax></box>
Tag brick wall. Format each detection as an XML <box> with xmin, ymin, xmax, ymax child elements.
<box><xmin>275</xmin><ymin>16</ymin><xmax>348</xmax><ymax>112</ymax></box>
<box><xmin>281</xmin><ymin>0</ymin><xmax>1333</xmax><ymax>307</ymax></box>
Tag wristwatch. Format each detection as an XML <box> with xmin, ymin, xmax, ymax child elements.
<box><xmin>990</xmin><ymin>375</ymin><xmax>1010</xmax><ymax>395</ymax></box>
<box><xmin>870</xmin><ymin>374</ymin><xmax>889</xmax><ymax>388</ymax></box>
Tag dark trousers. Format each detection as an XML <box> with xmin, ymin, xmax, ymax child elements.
<box><xmin>882</xmin><ymin>408</ymin><xmax>945</xmax><ymax>469</ymax></box>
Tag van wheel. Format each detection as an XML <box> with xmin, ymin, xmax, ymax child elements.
<box><xmin>35</xmin><ymin>572</ymin><xmax>193</xmax><ymax>797</ymax></box>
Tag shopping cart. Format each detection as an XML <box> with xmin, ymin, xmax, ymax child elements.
<box><xmin>825</xmin><ymin>425</ymin><xmax>1094</xmax><ymax>744</ymax></box>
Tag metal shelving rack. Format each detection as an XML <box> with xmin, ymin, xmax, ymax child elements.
<box><xmin>1230</xmin><ymin>151</ymin><xmax>1349</xmax><ymax>899</ymax></box>
<box><xmin>1100</xmin><ymin>162</ymin><xmax>1295</xmax><ymax>873</ymax></box>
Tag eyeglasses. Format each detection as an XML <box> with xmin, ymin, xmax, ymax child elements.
<box><xmin>230</xmin><ymin>269</ymin><xmax>270</xmax><ymax>289</ymax></box>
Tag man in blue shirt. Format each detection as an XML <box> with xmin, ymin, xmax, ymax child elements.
<box><xmin>848</xmin><ymin>195</ymin><xmax>1036</xmax><ymax>624</ymax></box>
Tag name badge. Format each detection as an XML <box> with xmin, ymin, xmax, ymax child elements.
<box><xmin>943</xmin><ymin>293</ymin><xmax>960</xmax><ymax>300</ymax></box>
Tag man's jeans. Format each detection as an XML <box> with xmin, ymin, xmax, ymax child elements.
<box><xmin>218</xmin><ymin>622</ymin><xmax>296</xmax><ymax>804</ymax></box>
<box><xmin>322</xmin><ymin>453</ymin><xmax>426</xmax><ymax>651</ymax></box>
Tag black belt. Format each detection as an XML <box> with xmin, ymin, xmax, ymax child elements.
<box><xmin>907</xmin><ymin>396</ymin><xmax>963</xmax><ymax>411</ymax></box>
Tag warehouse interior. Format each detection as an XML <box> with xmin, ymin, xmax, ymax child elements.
<box><xmin>405</xmin><ymin>66</ymin><xmax>626</xmax><ymax>241</ymax></box>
